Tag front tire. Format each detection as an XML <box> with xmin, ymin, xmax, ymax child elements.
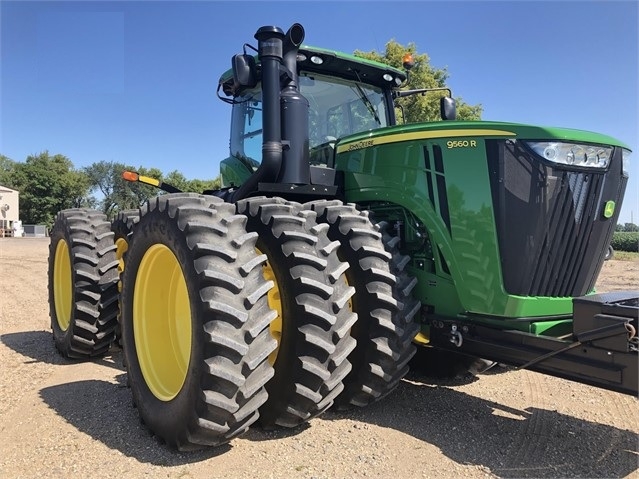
<box><xmin>307</xmin><ymin>201</ymin><xmax>420</xmax><ymax>408</ymax></box>
<box><xmin>48</xmin><ymin>209</ymin><xmax>119</xmax><ymax>358</ymax></box>
<box><xmin>121</xmin><ymin>193</ymin><xmax>276</xmax><ymax>450</ymax></box>
<box><xmin>237</xmin><ymin>197</ymin><xmax>357</xmax><ymax>428</ymax></box>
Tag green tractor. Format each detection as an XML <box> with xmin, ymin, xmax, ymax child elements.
<box><xmin>48</xmin><ymin>23</ymin><xmax>638</xmax><ymax>451</ymax></box>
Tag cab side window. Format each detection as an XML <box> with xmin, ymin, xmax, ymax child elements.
<box><xmin>229</xmin><ymin>73</ymin><xmax>389</xmax><ymax>166</ymax></box>
<box><xmin>230</xmin><ymin>96</ymin><xmax>263</xmax><ymax>165</ymax></box>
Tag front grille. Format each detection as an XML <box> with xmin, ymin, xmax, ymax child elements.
<box><xmin>487</xmin><ymin>140</ymin><xmax>626</xmax><ymax>297</ymax></box>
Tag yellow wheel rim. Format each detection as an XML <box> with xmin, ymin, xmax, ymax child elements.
<box><xmin>115</xmin><ymin>237</ymin><xmax>128</xmax><ymax>274</ymax></box>
<box><xmin>259</xmin><ymin>248</ymin><xmax>282</xmax><ymax>366</ymax></box>
<box><xmin>115</xmin><ymin>237</ymin><xmax>128</xmax><ymax>293</ymax></box>
<box><xmin>133</xmin><ymin>244</ymin><xmax>192</xmax><ymax>401</ymax></box>
<box><xmin>53</xmin><ymin>239</ymin><xmax>73</xmax><ymax>331</ymax></box>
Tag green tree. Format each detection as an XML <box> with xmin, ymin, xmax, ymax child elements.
<box><xmin>83</xmin><ymin>160</ymin><xmax>126</xmax><ymax>217</ymax></box>
<box><xmin>9</xmin><ymin>152</ymin><xmax>93</xmax><ymax>227</ymax></box>
<box><xmin>132</xmin><ymin>165</ymin><xmax>164</xmax><ymax>208</ymax></box>
<box><xmin>84</xmin><ymin>161</ymin><xmax>223</xmax><ymax>218</ymax></box>
<box><xmin>84</xmin><ymin>161</ymin><xmax>165</xmax><ymax>217</ymax></box>
<box><xmin>0</xmin><ymin>155</ymin><xmax>17</xmax><ymax>189</ymax></box>
<box><xmin>0</xmin><ymin>155</ymin><xmax>17</xmax><ymax>187</ymax></box>
<box><xmin>188</xmin><ymin>177</ymin><xmax>221</xmax><ymax>193</ymax></box>
<box><xmin>164</xmin><ymin>170</ymin><xmax>221</xmax><ymax>193</ymax></box>
<box><xmin>354</xmin><ymin>40</ymin><xmax>482</xmax><ymax>123</ymax></box>
<box><xmin>615</xmin><ymin>222</ymin><xmax>639</xmax><ymax>232</ymax></box>
<box><xmin>163</xmin><ymin>170</ymin><xmax>190</xmax><ymax>192</ymax></box>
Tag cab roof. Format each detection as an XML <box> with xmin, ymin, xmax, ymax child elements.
<box><xmin>219</xmin><ymin>45</ymin><xmax>406</xmax><ymax>97</ymax></box>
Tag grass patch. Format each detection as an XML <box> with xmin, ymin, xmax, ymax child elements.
<box><xmin>611</xmin><ymin>250</ymin><xmax>639</xmax><ymax>261</ymax></box>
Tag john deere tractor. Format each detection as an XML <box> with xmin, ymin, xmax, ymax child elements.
<box><xmin>47</xmin><ymin>24</ymin><xmax>638</xmax><ymax>451</ymax></box>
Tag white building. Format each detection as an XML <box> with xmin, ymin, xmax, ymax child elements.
<box><xmin>0</xmin><ymin>185</ymin><xmax>20</xmax><ymax>236</ymax></box>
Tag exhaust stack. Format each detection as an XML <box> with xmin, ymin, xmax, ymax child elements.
<box><xmin>230</xmin><ymin>24</ymin><xmax>309</xmax><ymax>201</ymax></box>
<box><xmin>278</xmin><ymin>24</ymin><xmax>310</xmax><ymax>185</ymax></box>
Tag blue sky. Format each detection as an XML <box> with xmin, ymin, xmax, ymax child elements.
<box><xmin>1</xmin><ymin>0</ymin><xmax>637</xmax><ymax>223</ymax></box>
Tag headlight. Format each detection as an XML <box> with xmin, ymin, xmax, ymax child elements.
<box><xmin>524</xmin><ymin>141</ymin><xmax>612</xmax><ymax>169</ymax></box>
<box><xmin>622</xmin><ymin>148</ymin><xmax>631</xmax><ymax>175</ymax></box>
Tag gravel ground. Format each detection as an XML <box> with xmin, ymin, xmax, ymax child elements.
<box><xmin>0</xmin><ymin>237</ymin><xmax>637</xmax><ymax>479</ymax></box>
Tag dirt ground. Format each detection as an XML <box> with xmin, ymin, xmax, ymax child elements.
<box><xmin>0</xmin><ymin>237</ymin><xmax>637</xmax><ymax>479</ymax></box>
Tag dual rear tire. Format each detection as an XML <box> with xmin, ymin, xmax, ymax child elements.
<box><xmin>236</xmin><ymin>197</ymin><xmax>357</xmax><ymax>428</ymax></box>
<box><xmin>307</xmin><ymin>201</ymin><xmax>420</xmax><ymax>408</ymax></box>
<box><xmin>120</xmin><ymin>194</ymin><xmax>357</xmax><ymax>448</ymax></box>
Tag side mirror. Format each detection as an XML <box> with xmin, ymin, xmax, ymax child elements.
<box><xmin>232</xmin><ymin>54</ymin><xmax>257</xmax><ymax>91</ymax></box>
<box><xmin>441</xmin><ymin>97</ymin><xmax>456</xmax><ymax>121</ymax></box>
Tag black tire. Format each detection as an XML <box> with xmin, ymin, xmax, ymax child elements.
<box><xmin>48</xmin><ymin>209</ymin><xmax>120</xmax><ymax>358</ymax></box>
<box><xmin>120</xmin><ymin>193</ymin><xmax>276</xmax><ymax>450</ymax></box>
<box><xmin>111</xmin><ymin>209</ymin><xmax>140</xmax><ymax>343</ymax></box>
<box><xmin>307</xmin><ymin>201</ymin><xmax>420</xmax><ymax>408</ymax></box>
<box><xmin>236</xmin><ymin>197</ymin><xmax>357</xmax><ymax>428</ymax></box>
<box><xmin>111</xmin><ymin>209</ymin><xmax>140</xmax><ymax>268</ymax></box>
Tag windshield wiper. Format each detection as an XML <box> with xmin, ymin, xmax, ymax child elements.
<box><xmin>352</xmin><ymin>72</ymin><xmax>381</xmax><ymax>125</ymax></box>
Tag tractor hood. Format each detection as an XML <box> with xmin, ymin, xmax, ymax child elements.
<box><xmin>334</xmin><ymin>120</ymin><xmax>631</xmax><ymax>155</ymax></box>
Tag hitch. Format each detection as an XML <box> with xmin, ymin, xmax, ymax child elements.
<box><xmin>428</xmin><ymin>291</ymin><xmax>639</xmax><ymax>396</ymax></box>
<box><xmin>449</xmin><ymin>324</ymin><xmax>463</xmax><ymax>347</ymax></box>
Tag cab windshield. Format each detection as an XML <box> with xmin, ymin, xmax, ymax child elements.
<box><xmin>230</xmin><ymin>72</ymin><xmax>389</xmax><ymax>164</ymax></box>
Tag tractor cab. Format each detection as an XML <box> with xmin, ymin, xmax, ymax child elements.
<box><xmin>231</xmin><ymin>68</ymin><xmax>392</xmax><ymax>163</ymax></box>
<box><xmin>218</xmin><ymin>35</ymin><xmax>457</xmax><ymax>193</ymax></box>
<box><xmin>218</xmin><ymin>44</ymin><xmax>405</xmax><ymax>189</ymax></box>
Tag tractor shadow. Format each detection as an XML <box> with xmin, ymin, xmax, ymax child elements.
<box><xmin>1</xmin><ymin>330</ymin><xmax>124</xmax><ymax>371</ymax></box>
<box><xmin>24</xmin><ymin>331</ymin><xmax>638</xmax><ymax>474</ymax></box>
<box><xmin>38</xmin><ymin>377</ymin><xmax>311</xmax><ymax>465</ymax></box>
<box><xmin>321</xmin><ymin>369</ymin><xmax>639</xmax><ymax>478</ymax></box>
<box><xmin>39</xmin><ymin>377</ymin><xmax>229</xmax><ymax>465</ymax></box>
